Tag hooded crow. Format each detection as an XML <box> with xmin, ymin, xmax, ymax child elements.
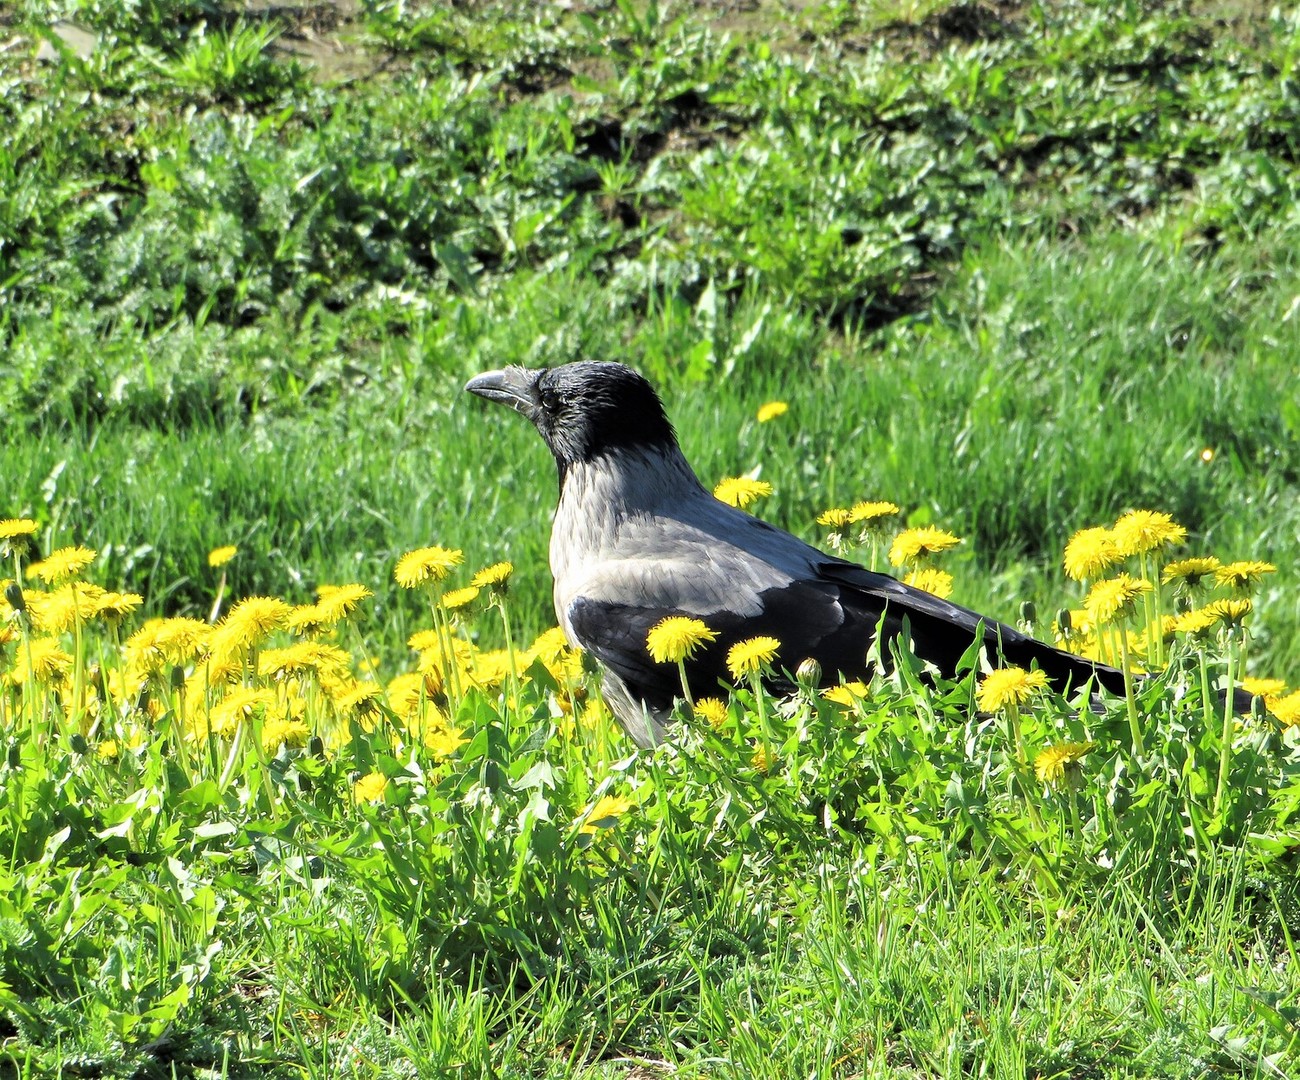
<box><xmin>466</xmin><ymin>360</ymin><xmax>1134</xmax><ymax>747</ymax></box>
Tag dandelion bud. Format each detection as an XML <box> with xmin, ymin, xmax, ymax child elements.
<box><xmin>5</xmin><ymin>582</ymin><xmax>25</xmax><ymax>614</ymax></box>
<box><xmin>169</xmin><ymin>664</ymin><xmax>186</xmax><ymax>692</ymax></box>
<box><xmin>69</xmin><ymin>733</ymin><xmax>88</xmax><ymax>755</ymax></box>
<box><xmin>1019</xmin><ymin>601</ymin><xmax>1037</xmax><ymax>627</ymax></box>
<box><xmin>1055</xmin><ymin>608</ymin><xmax>1073</xmax><ymax>638</ymax></box>
<box><xmin>1063</xmin><ymin>761</ymin><xmax>1087</xmax><ymax>795</ymax></box>
<box><xmin>796</xmin><ymin>657</ymin><xmax>822</xmax><ymax>686</ymax></box>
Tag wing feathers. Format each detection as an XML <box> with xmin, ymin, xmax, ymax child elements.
<box><xmin>568</xmin><ymin>556</ymin><xmax>1126</xmax><ymax>710</ymax></box>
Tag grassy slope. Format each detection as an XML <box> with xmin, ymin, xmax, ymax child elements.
<box><xmin>2</xmin><ymin>2</ymin><xmax>1300</xmax><ymax>1077</ymax></box>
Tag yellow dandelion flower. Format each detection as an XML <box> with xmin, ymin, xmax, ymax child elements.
<box><xmin>470</xmin><ymin>561</ymin><xmax>514</xmax><ymax>589</ymax></box>
<box><xmin>1214</xmin><ymin>560</ymin><xmax>1276</xmax><ymax>592</ymax></box>
<box><xmin>96</xmin><ymin>740</ymin><xmax>119</xmax><ymax>761</ymax></box>
<box><xmin>26</xmin><ymin>583</ymin><xmax>105</xmax><ymax>634</ymax></box>
<box><xmin>1172</xmin><ymin>606</ymin><xmax>1220</xmax><ymax>637</ymax></box>
<box><xmin>14</xmin><ymin>637</ymin><xmax>73</xmax><ymax>684</ymax></box>
<box><xmin>1083</xmin><ymin>574</ymin><xmax>1153</xmax><ymax>626</ymax></box>
<box><xmin>1146</xmin><ymin>614</ymin><xmax>1181</xmax><ymax>645</ymax></box>
<box><xmin>1161</xmin><ymin>556</ymin><xmax>1221</xmax><ymax>590</ymax></box>
<box><xmin>751</xmin><ymin>744</ymin><xmax>773</xmax><ymax>773</ymax></box>
<box><xmin>1034</xmin><ymin>741</ymin><xmax>1096</xmax><ymax>785</ymax></box>
<box><xmin>0</xmin><ymin>519</ymin><xmax>39</xmax><ymax>556</ymax></box>
<box><xmin>646</xmin><ymin>616</ymin><xmax>717</xmax><ymax>664</ymax></box>
<box><xmin>578</xmin><ymin>697</ymin><xmax>613</xmax><ymax>734</ymax></box>
<box><xmin>531</xmin><ymin>625</ymin><xmax>572</xmax><ymax>657</ymax></box>
<box><xmin>1063</xmin><ymin>526</ymin><xmax>1121</xmax><ymax>582</ymax></box>
<box><xmin>394</xmin><ymin>545</ymin><xmax>464</xmax><ymax>588</ymax></box>
<box><xmin>888</xmin><ymin>526</ymin><xmax>962</xmax><ymax>568</ymax></box>
<box><xmin>386</xmin><ymin>672</ymin><xmax>428</xmax><ymax>720</ymax></box>
<box><xmin>354</xmin><ymin>771</ymin><xmax>389</xmax><ymax>803</ymax></box>
<box><xmin>1202</xmin><ymin>597</ymin><xmax>1252</xmax><ymax>627</ymax></box>
<box><xmin>258</xmin><ymin>642</ymin><xmax>351</xmax><ymax>681</ymax></box>
<box><xmin>414</xmin><ymin>637</ymin><xmax>472</xmax><ymax>689</ymax></box>
<box><xmin>1267</xmin><ymin>690</ymin><xmax>1300</xmax><ymax>728</ymax></box>
<box><xmin>286</xmin><ymin>603</ymin><xmax>329</xmax><ymax>636</ymax></box>
<box><xmin>713</xmin><ymin>477</ymin><xmax>773</xmax><ymax>510</ymax></box>
<box><xmin>124</xmin><ymin>618</ymin><xmax>186</xmax><ymax>675</ymax></box>
<box><xmin>823</xmin><ymin>680</ymin><xmax>870</xmax><ymax>707</ymax></box>
<box><xmin>315</xmin><ymin>583</ymin><xmax>372</xmax><ymax>622</ymax></box>
<box><xmin>816</xmin><ymin>507</ymin><xmax>852</xmax><ymax>529</ymax></box>
<box><xmin>580</xmin><ymin>793</ymin><xmax>635</xmax><ymax>834</ymax></box>
<box><xmin>692</xmin><ymin>697</ymin><xmax>729</xmax><ymax>728</ymax></box>
<box><xmin>94</xmin><ymin>591</ymin><xmax>143</xmax><ymax>622</ymax></box>
<box><xmin>1241</xmin><ymin>677</ymin><xmax>1287</xmax><ymax>701</ymax></box>
<box><xmin>463</xmin><ymin>649</ymin><xmax>512</xmax><ymax>689</ymax></box>
<box><xmin>407</xmin><ymin>627</ymin><xmax>442</xmax><ymax>652</ymax></box>
<box><xmin>202</xmin><ymin>686</ymin><xmax>277</xmax><ymax>738</ymax></box>
<box><xmin>439</xmin><ymin>585</ymin><xmax>481</xmax><ymax>611</ymax></box>
<box><xmin>529</xmin><ymin>626</ymin><xmax>584</xmax><ymax>684</ymax></box>
<box><xmin>976</xmin><ymin>667</ymin><xmax>1050</xmax><ymax>712</ymax></box>
<box><xmin>156</xmin><ymin>617</ymin><xmax>210</xmax><ymax>661</ymax></box>
<box><xmin>902</xmin><ymin>568</ymin><xmax>954</xmax><ymax>598</ymax></box>
<box><xmin>208</xmin><ymin>545</ymin><xmax>238</xmax><ymax>568</ymax></box>
<box><xmin>327</xmin><ymin>679</ymin><xmax>384</xmax><ymax>716</ymax></box>
<box><xmin>727</xmin><ymin>635</ymin><xmax>781</xmax><ymax>680</ymax></box>
<box><xmin>425</xmin><ymin>725</ymin><xmax>469</xmax><ymax>759</ymax></box>
<box><xmin>0</xmin><ymin>518</ymin><xmax>39</xmax><ymax>540</ymax></box>
<box><xmin>28</xmin><ymin>546</ymin><xmax>97</xmax><ymax>585</ymax></box>
<box><xmin>1112</xmin><ymin>510</ymin><xmax>1187</xmax><ymax>557</ymax></box>
<box><xmin>261</xmin><ymin>717</ymin><xmax>310</xmax><ymax>754</ymax></box>
<box><xmin>756</xmin><ymin>401</ymin><xmax>788</xmax><ymax>423</ymax></box>
<box><xmin>215</xmin><ymin>596</ymin><xmax>291</xmax><ymax>653</ymax></box>
<box><xmin>849</xmin><ymin>501</ymin><xmax>900</xmax><ymax>525</ymax></box>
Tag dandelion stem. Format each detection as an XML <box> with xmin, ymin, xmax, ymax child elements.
<box><xmin>750</xmin><ymin>672</ymin><xmax>772</xmax><ymax>759</ymax></box>
<box><xmin>208</xmin><ymin>569</ymin><xmax>227</xmax><ymax>624</ymax></box>
<box><xmin>1198</xmin><ymin>644</ymin><xmax>1215</xmax><ymax>751</ymax></box>
<box><xmin>1149</xmin><ymin>558</ymin><xmax>1167</xmax><ymax>668</ymax></box>
<box><xmin>1006</xmin><ymin>703</ymin><xmax>1046</xmax><ymax>834</ymax></box>
<box><xmin>494</xmin><ymin>596</ymin><xmax>519</xmax><ymax>747</ymax></box>
<box><xmin>675</xmin><ymin>659</ymin><xmax>694</xmax><ymax>711</ymax></box>
<box><xmin>217</xmin><ymin>715</ymin><xmax>245</xmax><ymax>791</ymax></box>
<box><xmin>70</xmin><ymin>584</ymin><xmax>87</xmax><ymax>737</ymax></box>
<box><xmin>1067</xmin><ymin>791</ymin><xmax>1084</xmax><ymax>841</ymax></box>
<box><xmin>430</xmin><ymin>592</ymin><xmax>463</xmax><ymax>706</ymax></box>
<box><xmin>1117</xmin><ymin>630</ymin><xmax>1145</xmax><ymax>758</ymax></box>
<box><xmin>1213</xmin><ymin>628</ymin><xmax>1244</xmax><ymax>819</ymax></box>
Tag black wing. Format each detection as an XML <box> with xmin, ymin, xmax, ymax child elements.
<box><xmin>817</xmin><ymin>559</ymin><xmax>1126</xmax><ymax>696</ymax></box>
<box><xmin>568</xmin><ymin>558</ymin><xmax>1126</xmax><ymax>710</ymax></box>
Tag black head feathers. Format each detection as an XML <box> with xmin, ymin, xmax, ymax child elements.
<box><xmin>466</xmin><ymin>361</ymin><xmax>677</xmax><ymax>471</ymax></box>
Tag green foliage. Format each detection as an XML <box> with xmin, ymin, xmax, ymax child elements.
<box><xmin>3</xmin><ymin>0</ymin><xmax>1300</xmax><ymax>1073</ymax></box>
<box><xmin>2</xmin><ymin>606</ymin><xmax>1299</xmax><ymax>1075</ymax></box>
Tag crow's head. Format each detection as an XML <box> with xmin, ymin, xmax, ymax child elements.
<box><xmin>465</xmin><ymin>361</ymin><xmax>676</xmax><ymax>471</ymax></box>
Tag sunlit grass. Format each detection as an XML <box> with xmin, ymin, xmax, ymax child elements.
<box><xmin>2</xmin><ymin>505</ymin><xmax>1298</xmax><ymax>1073</ymax></box>
<box><xmin>3</xmin><ymin>0</ymin><xmax>1300</xmax><ymax>1073</ymax></box>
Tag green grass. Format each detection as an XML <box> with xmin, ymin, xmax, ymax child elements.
<box><xmin>2</xmin><ymin>0</ymin><xmax>1300</xmax><ymax>1075</ymax></box>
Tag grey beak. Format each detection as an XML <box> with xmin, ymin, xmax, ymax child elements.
<box><xmin>464</xmin><ymin>367</ymin><xmax>540</xmax><ymax>417</ymax></box>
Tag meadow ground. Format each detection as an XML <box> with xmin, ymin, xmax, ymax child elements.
<box><xmin>1</xmin><ymin>1</ymin><xmax>1299</xmax><ymax>1076</ymax></box>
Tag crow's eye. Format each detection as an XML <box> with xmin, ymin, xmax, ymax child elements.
<box><xmin>539</xmin><ymin>387</ymin><xmax>562</xmax><ymax>412</ymax></box>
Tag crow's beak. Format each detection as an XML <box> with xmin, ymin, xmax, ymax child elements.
<box><xmin>464</xmin><ymin>367</ymin><xmax>540</xmax><ymax>418</ymax></box>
